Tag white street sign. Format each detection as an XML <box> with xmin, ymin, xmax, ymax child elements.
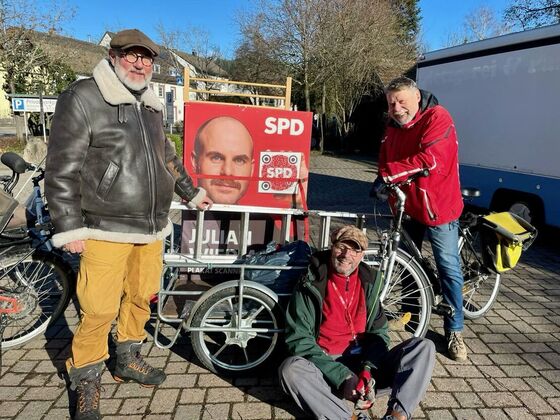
<box><xmin>11</xmin><ymin>97</ymin><xmax>57</xmax><ymax>113</ymax></box>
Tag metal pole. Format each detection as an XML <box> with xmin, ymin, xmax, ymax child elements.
<box><xmin>23</xmin><ymin>111</ymin><xmax>28</xmax><ymax>142</ymax></box>
<box><xmin>39</xmin><ymin>89</ymin><xmax>47</xmax><ymax>143</ymax></box>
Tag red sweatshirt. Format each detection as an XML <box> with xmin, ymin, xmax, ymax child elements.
<box><xmin>317</xmin><ymin>269</ymin><xmax>367</xmax><ymax>355</ymax></box>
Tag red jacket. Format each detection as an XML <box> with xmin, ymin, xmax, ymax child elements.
<box><xmin>379</xmin><ymin>93</ymin><xmax>463</xmax><ymax>226</ymax></box>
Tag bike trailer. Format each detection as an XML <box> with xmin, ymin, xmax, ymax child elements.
<box><xmin>480</xmin><ymin>212</ymin><xmax>537</xmax><ymax>273</ymax></box>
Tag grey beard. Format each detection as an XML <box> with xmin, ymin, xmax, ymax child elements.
<box><xmin>114</xmin><ymin>63</ymin><xmax>152</xmax><ymax>91</ymax></box>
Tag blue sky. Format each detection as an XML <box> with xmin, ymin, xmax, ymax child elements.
<box><xmin>50</xmin><ymin>0</ymin><xmax>512</xmax><ymax>57</ymax></box>
<box><xmin>420</xmin><ymin>0</ymin><xmax>512</xmax><ymax>50</ymax></box>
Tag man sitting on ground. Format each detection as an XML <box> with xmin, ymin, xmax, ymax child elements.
<box><xmin>279</xmin><ymin>225</ymin><xmax>435</xmax><ymax>420</ymax></box>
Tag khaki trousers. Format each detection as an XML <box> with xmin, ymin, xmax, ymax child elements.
<box><xmin>68</xmin><ymin>239</ymin><xmax>163</xmax><ymax>369</ymax></box>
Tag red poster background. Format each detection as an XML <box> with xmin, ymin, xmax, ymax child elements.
<box><xmin>183</xmin><ymin>102</ymin><xmax>312</xmax><ymax>209</ymax></box>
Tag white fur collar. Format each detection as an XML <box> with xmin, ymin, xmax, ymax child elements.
<box><xmin>92</xmin><ymin>59</ymin><xmax>163</xmax><ymax>111</ymax></box>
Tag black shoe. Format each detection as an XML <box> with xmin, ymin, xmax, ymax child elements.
<box><xmin>113</xmin><ymin>340</ymin><xmax>166</xmax><ymax>387</ymax></box>
<box><xmin>68</xmin><ymin>364</ymin><xmax>102</xmax><ymax>420</ymax></box>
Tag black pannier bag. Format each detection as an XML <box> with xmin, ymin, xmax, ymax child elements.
<box><xmin>234</xmin><ymin>240</ymin><xmax>312</xmax><ymax>293</ymax></box>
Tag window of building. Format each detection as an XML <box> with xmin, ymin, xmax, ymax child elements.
<box><xmin>153</xmin><ymin>64</ymin><xmax>161</xmax><ymax>74</ymax></box>
<box><xmin>168</xmin><ymin>67</ymin><xmax>177</xmax><ymax>76</ymax></box>
<box><xmin>158</xmin><ymin>85</ymin><xmax>164</xmax><ymax>97</ymax></box>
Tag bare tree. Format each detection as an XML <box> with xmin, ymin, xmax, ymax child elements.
<box><xmin>155</xmin><ymin>23</ymin><xmax>187</xmax><ymax>74</ymax></box>
<box><xmin>233</xmin><ymin>0</ymin><xmax>418</xmax><ymax>154</ymax></box>
<box><xmin>156</xmin><ymin>24</ymin><xmax>226</xmax><ymax>100</ymax></box>
<box><xmin>0</xmin><ymin>0</ymin><xmax>75</xmax><ymax>140</ymax></box>
<box><xmin>504</xmin><ymin>0</ymin><xmax>560</xmax><ymax>29</ymax></box>
<box><xmin>237</xmin><ymin>0</ymin><xmax>416</xmax><ymax>116</ymax></box>
<box><xmin>0</xmin><ymin>0</ymin><xmax>75</xmax><ymax>94</ymax></box>
<box><xmin>313</xmin><ymin>1</ymin><xmax>413</xmax><ymax>135</ymax></box>
<box><xmin>237</xmin><ymin>0</ymin><xmax>325</xmax><ymax>111</ymax></box>
<box><xmin>444</xmin><ymin>5</ymin><xmax>513</xmax><ymax>47</ymax></box>
<box><xmin>229</xmin><ymin>11</ymin><xmax>291</xmax><ymax>106</ymax></box>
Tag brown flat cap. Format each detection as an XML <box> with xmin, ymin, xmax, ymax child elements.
<box><xmin>110</xmin><ymin>29</ymin><xmax>160</xmax><ymax>57</ymax></box>
<box><xmin>331</xmin><ymin>225</ymin><xmax>368</xmax><ymax>251</ymax></box>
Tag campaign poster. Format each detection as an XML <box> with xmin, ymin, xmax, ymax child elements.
<box><xmin>183</xmin><ymin>102</ymin><xmax>311</xmax><ymax>208</ymax></box>
<box><xmin>178</xmin><ymin>102</ymin><xmax>311</xmax><ymax>283</ymax></box>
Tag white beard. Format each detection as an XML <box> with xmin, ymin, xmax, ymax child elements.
<box><xmin>114</xmin><ymin>62</ymin><xmax>152</xmax><ymax>91</ymax></box>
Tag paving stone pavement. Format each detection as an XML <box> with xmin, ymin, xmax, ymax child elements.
<box><xmin>2</xmin><ymin>153</ymin><xmax>560</xmax><ymax>419</ymax></box>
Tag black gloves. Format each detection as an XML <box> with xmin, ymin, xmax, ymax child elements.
<box><xmin>369</xmin><ymin>176</ymin><xmax>389</xmax><ymax>201</ymax></box>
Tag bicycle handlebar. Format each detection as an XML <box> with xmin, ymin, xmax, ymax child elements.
<box><xmin>383</xmin><ymin>169</ymin><xmax>430</xmax><ymax>207</ymax></box>
<box><xmin>387</xmin><ymin>168</ymin><xmax>430</xmax><ymax>189</ymax></box>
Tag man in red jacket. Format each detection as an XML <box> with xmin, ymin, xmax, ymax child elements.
<box><xmin>376</xmin><ymin>76</ymin><xmax>467</xmax><ymax>362</ymax></box>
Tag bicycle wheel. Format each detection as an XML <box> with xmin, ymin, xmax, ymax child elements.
<box><xmin>363</xmin><ymin>248</ymin><xmax>433</xmax><ymax>345</ymax></box>
<box><xmin>460</xmin><ymin>226</ymin><xmax>501</xmax><ymax>319</ymax></box>
<box><xmin>190</xmin><ymin>285</ymin><xmax>283</xmax><ymax>375</ymax></box>
<box><xmin>1</xmin><ymin>247</ymin><xmax>73</xmax><ymax>348</ymax></box>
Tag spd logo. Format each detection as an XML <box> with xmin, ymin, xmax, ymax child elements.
<box><xmin>258</xmin><ymin>152</ymin><xmax>302</xmax><ymax>194</ymax></box>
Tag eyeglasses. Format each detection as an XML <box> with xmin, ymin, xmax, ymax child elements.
<box><xmin>333</xmin><ymin>243</ymin><xmax>363</xmax><ymax>257</ymax></box>
<box><xmin>120</xmin><ymin>51</ymin><xmax>154</xmax><ymax>67</ymax></box>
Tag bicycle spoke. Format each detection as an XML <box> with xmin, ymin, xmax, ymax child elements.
<box><xmin>227</xmin><ymin>297</ymin><xmax>234</xmax><ymax>313</ymax></box>
<box><xmin>246</xmin><ymin>305</ymin><xmax>265</xmax><ymax>322</ymax></box>
<box><xmin>213</xmin><ymin>342</ymin><xmax>228</xmax><ymax>358</ymax></box>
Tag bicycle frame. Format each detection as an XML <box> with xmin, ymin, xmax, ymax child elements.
<box><xmin>374</xmin><ymin>173</ymin><xmax>506</xmax><ymax>319</ymax></box>
<box><xmin>1</xmin><ymin>166</ymin><xmax>55</xmax><ymax>276</ymax></box>
<box><xmin>375</xmin><ymin>177</ymin><xmax>436</xmax><ymax>304</ymax></box>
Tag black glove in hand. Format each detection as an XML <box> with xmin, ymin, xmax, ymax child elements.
<box><xmin>342</xmin><ymin>374</ymin><xmax>360</xmax><ymax>402</ymax></box>
<box><xmin>370</xmin><ymin>176</ymin><xmax>389</xmax><ymax>201</ymax></box>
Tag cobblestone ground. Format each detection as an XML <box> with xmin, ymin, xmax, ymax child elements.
<box><xmin>1</xmin><ymin>153</ymin><xmax>560</xmax><ymax>419</ymax></box>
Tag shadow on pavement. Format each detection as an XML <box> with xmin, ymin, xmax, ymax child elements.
<box><xmin>145</xmin><ymin>318</ymin><xmax>309</xmax><ymax>419</ymax></box>
<box><xmin>307</xmin><ymin>173</ymin><xmax>376</xmax><ymax>213</ymax></box>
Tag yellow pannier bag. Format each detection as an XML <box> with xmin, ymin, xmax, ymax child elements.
<box><xmin>480</xmin><ymin>212</ymin><xmax>537</xmax><ymax>273</ymax></box>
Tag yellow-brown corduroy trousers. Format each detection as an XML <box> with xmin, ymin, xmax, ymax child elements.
<box><xmin>67</xmin><ymin>239</ymin><xmax>163</xmax><ymax>369</ymax></box>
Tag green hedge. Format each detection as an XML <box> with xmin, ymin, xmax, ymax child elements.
<box><xmin>167</xmin><ymin>134</ymin><xmax>184</xmax><ymax>160</ymax></box>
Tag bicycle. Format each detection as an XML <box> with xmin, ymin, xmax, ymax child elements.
<box><xmin>154</xmin><ymin>176</ymin><xmax>537</xmax><ymax>375</ymax></box>
<box><xmin>363</xmin><ymin>170</ymin><xmax>537</xmax><ymax>342</ymax></box>
<box><xmin>0</xmin><ymin>152</ymin><xmax>74</xmax><ymax>350</ymax></box>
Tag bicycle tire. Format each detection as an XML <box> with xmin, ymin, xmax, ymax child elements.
<box><xmin>1</xmin><ymin>247</ymin><xmax>73</xmax><ymax>348</ymax></box>
<box><xmin>363</xmin><ymin>247</ymin><xmax>433</xmax><ymax>344</ymax></box>
<box><xmin>460</xmin><ymin>226</ymin><xmax>501</xmax><ymax>319</ymax></box>
<box><xmin>190</xmin><ymin>286</ymin><xmax>283</xmax><ymax>375</ymax></box>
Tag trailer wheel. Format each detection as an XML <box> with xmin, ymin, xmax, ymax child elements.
<box><xmin>189</xmin><ymin>286</ymin><xmax>283</xmax><ymax>375</ymax></box>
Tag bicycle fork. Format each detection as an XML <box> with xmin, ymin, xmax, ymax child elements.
<box><xmin>379</xmin><ymin>231</ymin><xmax>401</xmax><ymax>303</ymax></box>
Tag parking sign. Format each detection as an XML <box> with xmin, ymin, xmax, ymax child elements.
<box><xmin>12</xmin><ymin>98</ymin><xmax>25</xmax><ymax>111</ymax></box>
<box><xmin>10</xmin><ymin>97</ymin><xmax>57</xmax><ymax>112</ymax></box>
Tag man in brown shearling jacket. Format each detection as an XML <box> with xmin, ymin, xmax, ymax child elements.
<box><xmin>45</xmin><ymin>29</ymin><xmax>212</xmax><ymax>420</ymax></box>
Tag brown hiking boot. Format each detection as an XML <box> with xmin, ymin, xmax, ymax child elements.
<box><xmin>113</xmin><ymin>340</ymin><xmax>166</xmax><ymax>387</ymax></box>
<box><xmin>382</xmin><ymin>410</ymin><xmax>407</xmax><ymax>420</ymax></box>
<box><xmin>68</xmin><ymin>363</ymin><xmax>102</xmax><ymax>420</ymax></box>
<box><xmin>446</xmin><ymin>331</ymin><xmax>468</xmax><ymax>361</ymax></box>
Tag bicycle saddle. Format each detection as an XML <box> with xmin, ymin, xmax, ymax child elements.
<box><xmin>1</xmin><ymin>152</ymin><xmax>31</xmax><ymax>174</ymax></box>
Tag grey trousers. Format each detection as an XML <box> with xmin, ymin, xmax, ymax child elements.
<box><xmin>279</xmin><ymin>337</ymin><xmax>435</xmax><ymax>420</ymax></box>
